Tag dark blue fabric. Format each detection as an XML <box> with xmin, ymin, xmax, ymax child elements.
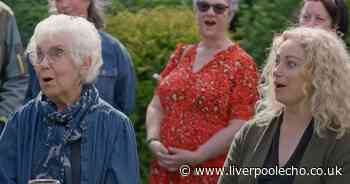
<box><xmin>0</xmin><ymin>124</ymin><xmax>4</xmax><ymax>135</ymax></box>
<box><xmin>31</xmin><ymin>85</ymin><xmax>96</xmax><ymax>183</ymax></box>
<box><xmin>0</xmin><ymin>85</ymin><xmax>140</xmax><ymax>184</ymax></box>
<box><xmin>25</xmin><ymin>31</ymin><xmax>136</xmax><ymax>114</ymax></box>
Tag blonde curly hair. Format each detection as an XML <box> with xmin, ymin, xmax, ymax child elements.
<box><xmin>255</xmin><ymin>27</ymin><xmax>350</xmax><ymax>138</ymax></box>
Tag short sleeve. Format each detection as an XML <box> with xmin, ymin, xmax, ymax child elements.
<box><xmin>228</xmin><ymin>53</ymin><xmax>259</xmax><ymax>120</ymax></box>
<box><xmin>159</xmin><ymin>43</ymin><xmax>186</xmax><ymax>79</ymax></box>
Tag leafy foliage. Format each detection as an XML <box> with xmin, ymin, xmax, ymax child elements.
<box><xmin>105</xmin><ymin>7</ymin><xmax>198</xmax><ymax>181</ymax></box>
<box><xmin>234</xmin><ymin>0</ymin><xmax>303</xmax><ymax>66</ymax></box>
<box><xmin>3</xmin><ymin>0</ymin><xmax>48</xmax><ymax>45</ymax></box>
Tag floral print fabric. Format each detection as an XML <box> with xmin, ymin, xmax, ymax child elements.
<box><xmin>149</xmin><ymin>43</ymin><xmax>259</xmax><ymax>183</ymax></box>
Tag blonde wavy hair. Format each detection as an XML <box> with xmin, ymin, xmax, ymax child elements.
<box><xmin>255</xmin><ymin>27</ymin><xmax>350</xmax><ymax>138</ymax></box>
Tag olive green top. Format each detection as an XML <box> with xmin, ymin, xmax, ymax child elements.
<box><xmin>218</xmin><ymin>115</ymin><xmax>350</xmax><ymax>184</ymax></box>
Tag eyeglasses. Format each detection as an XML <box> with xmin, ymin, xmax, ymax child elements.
<box><xmin>196</xmin><ymin>1</ymin><xmax>229</xmax><ymax>15</ymax></box>
<box><xmin>29</xmin><ymin>47</ymin><xmax>68</xmax><ymax>65</ymax></box>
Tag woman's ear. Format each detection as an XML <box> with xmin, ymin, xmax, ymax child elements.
<box><xmin>81</xmin><ymin>56</ymin><xmax>92</xmax><ymax>68</ymax></box>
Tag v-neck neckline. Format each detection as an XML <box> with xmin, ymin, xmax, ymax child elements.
<box><xmin>275</xmin><ymin>116</ymin><xmax>314</xmax><ymax>168</ymax></box>
<box><xmin>190</xmin><ymin>43</ymin><xmax>237</xmax><ymax>74</ymax></box>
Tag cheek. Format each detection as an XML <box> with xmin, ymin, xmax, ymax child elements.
<box><xmin>76</xmin><ymin>0</ymin><xmax>90</xmax><ymax>11</ymax></box>
<box><xmin>55</xmin><ymin>71</ymin><xmax>80</xmax><ymax>88</ymax></box>
<box><xmin>218</xmin><ymin>14</ymin><xmax>230</xmax><ymax>26</ymax></box>
<box><xmin>294</xmin><ymin>77</ymin><xmax>308</xmax><ymax>96</ymax></box>
<box><xmin>54</xmin><ymin>64</ymin><xmax>79</xmax><ymax>80</ymax></box>
<box><xmin>55</xmin><ymin>4</ymin><xmax>63</xmax><ymax>12</ymax></box>
<box><xmin>324</xmin><ymin>21</ymin><xmax>334</xmax><ymax>30</ymax></box>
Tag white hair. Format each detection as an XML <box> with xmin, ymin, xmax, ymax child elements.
<box><xmin>27</xmin><ymin>14</ymin><xmax>103</xmax><ymax>84</ymax></box>
<box><xmin>193</xmin><ymin>0</ymin><xmax>239</xmax><ymax>22</ymax></box>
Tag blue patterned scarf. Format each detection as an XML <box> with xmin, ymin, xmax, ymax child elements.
<box><xmin>31</xmin><ymin>85</ymin><xmax>98</xmax><ymax>183</ymax></box>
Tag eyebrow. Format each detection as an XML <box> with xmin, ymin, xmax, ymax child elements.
<box><xmin>37</xmin><ymin>44</ymin><xmax>65</xmax><ymax>51</ymax></box>
<box><xmin>50</xmin><ymin>44</ymin><xmax>65</xmax><ymax>49</ymax></box>
<box><xmin>286</xmin><ymin>55</ymin><xmax>303</xmax><ymax>61</ymax></box>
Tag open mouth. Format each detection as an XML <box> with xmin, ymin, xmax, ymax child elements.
<box><xmin>204</xmin><ymin>20</ymin><xmax>216</xmax><ymax>26</ymax></box>
<box><xmin>42</xmin><ymin>77</ymin><xmax>54</xmax><ymax>83</ymax></box>
<box><xmin>275</xmin><ymin>83</ymin><xmax>287</xmax><ymax>88</ymax></box>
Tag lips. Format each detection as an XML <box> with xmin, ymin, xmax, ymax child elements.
<box><xmin>204</xmin><ymin>20</ymin><xmax>216</xmax><ymax>26</ymax></box>
<box><xmin>42</xmin><ymin>77</ymin><xmax>54</xmax><ymax>83</ymax></box>
<box><xmin>274</xmin><ymin>82</ymin><xmax>287</xmax><ymax>88</ymax></box>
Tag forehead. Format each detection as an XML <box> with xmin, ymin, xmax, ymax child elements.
<box><xmin>202</xmin><ymin>0</ymin><xmax>229</xmax><ymax>4</ymax></box>
<box><xmin>302</xmin><ymin>1</ymin><xmax>329</xmax><ymax>15</ymax></box>
<box><xmin>36</xmin><ymin>32</ymin><xmax>72</xmax><ymax>50</ymax></box>
<box><xmin>54</xmin><ymin>0</ymin><xmax>88</xmax><ymax>5</ymax></box>
<box><xmin>277</xmin><ymin>39</ymin><xmax>305</xmax><ymax>58</ymax></box>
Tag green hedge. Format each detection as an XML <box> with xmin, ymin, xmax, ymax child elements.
<box><xmin>3</xmin><ymin>0</ymin><xmax>48</xmax><ymax>45</ymax></box>
<box><xmin>234</xmin><ymin>0</ymin><xmax>302</xmax><ymax>65</ymax></box>
<box><xmin>106</xmin><ymin>7</ymin><xmax>198</xmax><ymax>182</ymax></box>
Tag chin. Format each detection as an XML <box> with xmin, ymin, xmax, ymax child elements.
<box><xmin>42</xmin><ymin>88</ymin><xmax>59</xmax><ymax>98</ymax></box>
<box><xmin>201</xmin><ymin>31</ymin><xmax>219</xmax><ymax>39</ymax></box>
<box><xmin>275</xmin><ymin>96</ymin><xmax>287</xmax><ymax>105</ymax></box>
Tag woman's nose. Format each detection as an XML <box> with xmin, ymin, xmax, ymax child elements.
<box><xmin>206</xmin><ymin>6</ymin><xmax>216</xmax><ymax>15</ymax></box>
<box><xmin>38</xmin><ymin>56</ymin><xmax>50</xmax><ymax>68</ymax></box>
<box><xmin>272</xmin><ymin>64</ymin><xmax>284</xmax><ymax>78</ymax></box>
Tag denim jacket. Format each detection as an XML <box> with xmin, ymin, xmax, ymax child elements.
<box><xmin>0</xmin><ymin>2</ymin><xmax>28</xmax><ymax>122</ymax></box>
<box><xmin>25</xmin><ymin>31</ymin><xmax>136</xmax><ymax>114</ymax></box>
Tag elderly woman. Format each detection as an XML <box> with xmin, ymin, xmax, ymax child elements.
<box><xmin>25</xmin><ymin>0</ymin><xmax>136</xmax><ymax>115</ymax></box>
<box><xmin>0</xmin><ymin>15</ymin><xmax>139</xmax><ymax>184</ymax></box>
<box><xmin>146</xmin><ymin>0</ymin><xmax>258</xmax><ymax>183</ymax></box>
<box><xmin>299</xmin><ymin>0</ymin><xmax>348</xmax><ymax>38</ymax></box>
<box><xmin>218</xmin><ymin>27</ymin><xmax>350</xmax><ymax>184</ymax></box>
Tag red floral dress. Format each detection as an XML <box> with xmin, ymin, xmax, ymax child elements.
<box><xmin>149</xmin><ymin>43</ymin><xmax>259</xmax><ymax>184</ymax></box>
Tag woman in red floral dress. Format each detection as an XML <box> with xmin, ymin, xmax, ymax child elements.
<box><xmin>146</xmin><ymin>0</ymin><xmax>259</xmax><ymax>183</ymax></box>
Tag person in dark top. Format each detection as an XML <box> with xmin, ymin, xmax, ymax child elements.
<box><xmin>218</xmin><ymin>27</ymin><xmax>350</xmax><ymax>184</ymax></box>
<box><xmin>0</xmin><ymin>2</ymin><xmax>28</xmax><ymax>131</ymax></box>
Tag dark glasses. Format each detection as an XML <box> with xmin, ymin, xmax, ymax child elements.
<box><xmin>196</xmin><ymin>1</ymin><xmax>229</xmax><ymax>15</ymax></box>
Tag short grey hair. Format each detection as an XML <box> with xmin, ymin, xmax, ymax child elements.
<box><xmin>193</xmin><ymin>0</ymin><xmax>239</xmax><ymax>22</ymax></box>
<box><xmin>27</xmin><ymin>14</ymin><xmax>103</xmax><ymax>84</ymax></box>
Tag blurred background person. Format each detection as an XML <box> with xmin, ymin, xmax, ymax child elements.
<box><xmin>219</xmin><ymin>27</ymin><xmax>350</xmax><ymax>184</ymax></box>
<box><xmin>25</xmin><ymin>0</ymin><xmax>136</xmax><ymax>115</ymax></box>
<box><xmin>0</xmin><ymin>15</ymin><xmax>139</xmax><ymax>184</ymax></box>
<box><xmin>146</xmin><ymin>0</ymin><xmax>259</xmax><ymax>183</ymax></box>
<box><xmin>298</xmin><ymin>0</ymin><xmax>348</xmax><ymax>38</ymax></box>
<box><xmin>0</xmin><ymin>1</ymin><xmax>28</xmax><ymax>131</ymax></box>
